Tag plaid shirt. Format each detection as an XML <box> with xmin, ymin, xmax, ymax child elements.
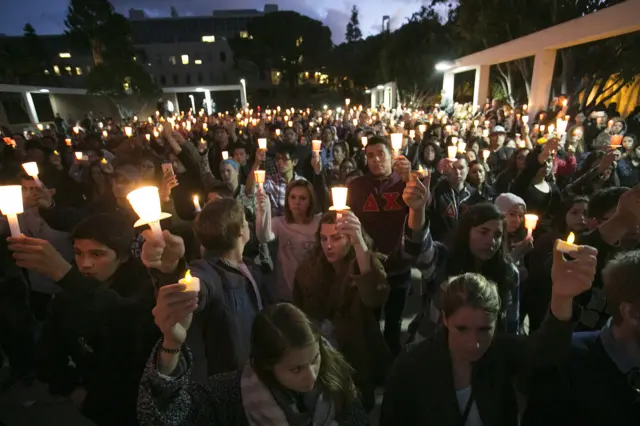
<box><xmin>263</xmin><ymin>172</ymin><xmax>305</xmax><ymax>217</ymax></box>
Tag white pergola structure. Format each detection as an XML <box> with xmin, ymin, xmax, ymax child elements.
<box><xmin>162</xmin><ymin>83</ymin><xmax>248</xmax><ymax>115</ymax></box>
<box><xmin>440</xmin><ymin>0</ymin><xmax>640</xmax><ymax>117</ymax></box>
<box><xmin>366</xmin><ymin>82</ymin><xmax>397</xmax><ymax>110</ymax></box>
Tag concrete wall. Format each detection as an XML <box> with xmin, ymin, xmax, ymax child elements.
<box><xmin>49</xmin><ymin>94</ymin><xmax>121</xmax><ymax>122</ymax></box>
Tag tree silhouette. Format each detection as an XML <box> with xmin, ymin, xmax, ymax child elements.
<box><xmin>345</xmin><ymin>6</ymin><xmax>362</xmax><ymax>43</ymax></box>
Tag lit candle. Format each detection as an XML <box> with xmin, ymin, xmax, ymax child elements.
<box><xmin>288</xmin><ymin>121</ymin><xmax>293</xmax><ymax>127</ymax></box>
<box><xmin>179</xmin><ymin>269</ymin><xmax>200</xmax><ymax>293</ymax></box>
<box><xmin>126</xmin><ymin>186</ymin><xmax>171</xmax><ymax>239</ymax></box>
<box><xmin>222</xmin><ymin>151</ymin><xmax>229</xmax><ymax>160</ymax></box>
<box><xmin>64</xmin><ymin>138</ymin><xmax>72</xmax><ymax>147</ymax></box>
<box><xmin>275</xmin><ymin>129</ymin><xmax>281</xmax><ymax>137</ymax></box>
<box><xmin>391</xmin><ymin>133</ymin><xmax>403</xmax><ymax>157</ymax></box>
<box><xmin>153</xmin><ymin>130</ymin><xmax>159</xmax><ymax>138</ymax></box>
<box><xmin>451</xmin><ymin>136</ymin><xmax>458</xmax><ymax>145</ymax></box>
<box><xmin>102</xmin><ymin>130</ymin><xmax>108</xmax><ymax>138</ymax></box>
<box><xmin>22</xmin><ymin>162</ymin><xmax>42</xmax><ymax>186</ymax></box>
<box><xmin>482</xmin><ymin>149</ymin><xmax>490</xmax><ymax>161</ymax></box>
<box><xmin>352</xmin><ymin>119</ymin><xmax>358</xmax><ymax>126</ymax></box>
<box><xmin>457</xmin><ymin>141</ymin><xmax>466</xmax><ymax>153</ymax></box>
<box><xmin>145</xmin><ymin>134</ymin><xmax>151</xmax><ymax>141</ymax></box>
<box><xmin>258</xmin><ymin>138</ymin><xmax>267</xmax><ymax>150</ymax></box>
<box><xmin>556</xmin><ymin>232</ymin><xmax>579</xmax><ymax>254</ymax></box>
<box><xmin>329</xmin><ymin>186</ymin><xmax>350</xmax><ymax>218</ymax></box>
<box><xmin>312</xmin><ymin>140</ymin><xmax>322</xmax><ymax>153</ymax></box>
<box><xmin>155</xmin><ymin>110</ymin><xmax>160</xmax><ymax>116</ymax></box>
<box><xmin>524</xmin><ymin>214</ymin><xmax>538</xmax><ymax>238</ymax></box>
<box><xmin>482</xmin><ymin>129</ymin><xmax>489</xmax><ymax>138</ymax></box>
<box><xmin>447</xmin><ymin>145</ymin><xmax>458</xmax><ymax>160</ymax></box>
<box><xmin>484</xmin><ymin>120</ymin><xmax>490</xmax><ymax>128</ymax></box>
<box><xmin>74</xmin><ymin>152</ymin><xmax>83</xmax><ymax>160</ymax></box>
<box><xmin>254</xmin><ymin>170</ymin><xmax>266</xmax><ymax>189</ymax></box>
<box><xmin>361</xmin><ymin>137</ymin><xmax>368</xmax><ymax>148</ymax></box>
<box><xmin>522</xmin><ymin>116</ymin><xmax>529</xmax><ymax>125</ymax></box>
<box><xmin>419</xmin><ymin>124</ymin><xmax>426</xmax><ymax>133</ymax></box>
<box><xmin>73</xmin><ymin>126</ymin><xmax>80</xmax><ymax>134</ymax></box>
<box><xmin>101</xmin><ymin>158</ymin><xmax>107</xmax><ymax>165</ymax></box>
<box><xmin>53</xmin><ymin>150</ymin><xmax>59</xmax><ymax>156</ymax></box>
<box><xmin>193</xmin><ymin>195</ymin><xmax>201</xmax><ymax>212</ymax></box>
<box><xmin>409</xmin><ymin>129</ymin><xmax>415</xmax><ymax>139</ymax></box>
<box><xmin>556</xmin><ymin>118</ymin><xmax>568</xmax><ymax>135</ymax></box>
<box><xmin>345</xmin><ymin>98</ymin><xmax>350</xmax><ymax>106</ymax></box>
<box><xmin>36</xmin><ymin>123</ymin><xmax>44</xmax><ymax>131</ymax></box>
<box><xmin>203</xmin><ymin>122</ymin><xmax>208</xmax><ymax>131</ymax></box>
<box><xmin>610</xmin><ymin>134</ymin><xmax>623</xmax><ymax>148</ymax></box>
<box><xmin>0</xmin><ymin>185</ymin><xmax>23</xmax><ymax>237</ymax></box>
<box><xmin>540</xmin><ymin>125</ymin><xmax>546</xmax><ymax>134</ymax></box>
<box><xmin>523</xmin><ymin>104</ymin><xmax>528</xmax><ymax>112</ymax></box>
<box><xmin>473</xmin><ymin>120</ymin><xmax>479</xmax><ymax>127</ymax></box>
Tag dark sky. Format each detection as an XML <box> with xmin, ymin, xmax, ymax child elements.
<box><xmin>2</xmin><ymin>0</ymin><xmax>439</xmax><ymax>44</ymax></box>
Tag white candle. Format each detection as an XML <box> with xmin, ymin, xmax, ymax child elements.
<box><xmin>457</xmin><ymin>141</ymin><xmax>466</xmax><ymax>153</ymax></box>
<box><xmin>75</xmin><ymin>152</ymin><xmax>83</xmax><ymax>160</ymax></box>
<box><xmin>556</xmin><ymin>232</ymin><xmax>579</xmax><ymax>254</ymax></box>
<box><xmin>22</xmin><ymin>162</ymin><xmax>41</xmax><ymax>186</ymax></box>
<box><xmin>258</xmin><ymin>138</ymin><xmax>267</xmax><ymax>150</ymax></box>
<box><xmin>254</xmin><ymin>170</ymin><xmax>266</xmax><ymax>190</ymax></box>
<box><xmin>524</xmin><ymin>214</ymin><xmax>538</xmax><ymax>238</ymax></box>
<box><xmin>126</xmin><ymin>186</ymin><xmax>171</xmax><ymax>239</ymax></box>
<box><xmin>482</xmin><ymin>149</ymin><xmax>490</xmax><ymax>161</ymax></box>
<box><xmin>193</xmin><ymin>195</ymin><xmax>201</xmax><ymax>212</ymax></box>
<box><xmin>222</xmin><ymin>151</ymin><xmax>229</xmax><ymax>160</ymax></box>
<box><xmin>419</xmin><ymin>124</ymin><xmax>426</xmax><ymax>133</ymax></box>
<box><xmin>312</xmin><ymin>140</ymin><xmax>322</xmax><ymax>152</ymax></box>
<box><xmin>361</xmin><ymin>137</ymin><xmax>368</xmax><ymax>147</ymax></box>
<box><xmin>275</xmin><ymin>129</ymin><xmax>281</xmax><ymax>136</ymax></box>
<box><xmin>345</xmin><ymin>98</ymin><xmax>350</xmax><ymax>106</ymax></box>
<box><xmin>179</xmin><ymin>269</ymin><xmax>200</xmax><ymax>292</ymax></box>
<box><xmin>409</xmin><ymin>130</ymin><xmax>415</xmax><ymax>139</ymax></box>
<box><xmin>391</xmin><ymin>133</ymin><xmax>403</xmax><ymax>157</ymax></box>
<box><xmin>124</xmin><ymin>126</ymin><xmax>133</xmax><ymax>137</ymax></box>
<box><xmin>0</xmin><ymin>185</ymin><xmax>24</xmax><ymax>237</ymax></box>
<box><xmin>522</xmin><ymin>116</ymin><xmax>530</xmax><ymax>125</ymax></box>
<box><xmin>447</xmin><ymin>145</ymin><xmax>457</xmax><ymax>160</ymax></box>
<box><xmin>145</xmin><ymin>134</ymin><xmax>151</xmax><ymax>141</ymax></box>
<box><xmin>330</xmin><ymin>186</ymin><xmax>350</xmax><ymax>218</ymax></box>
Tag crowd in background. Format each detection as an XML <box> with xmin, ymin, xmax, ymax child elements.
<box><xmin>0</xmin><ymin>96</ymin><xmax>639</xmax><ymax>425</ymax></box>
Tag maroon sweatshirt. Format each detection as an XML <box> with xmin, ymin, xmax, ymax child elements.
<box><xmin>347</xmin><ymin>172</ymin><xmax>410</xmax><ymax>276</ymax></box>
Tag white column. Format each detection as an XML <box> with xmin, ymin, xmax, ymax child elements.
<box><xmin>239</xmin><ymin>80</ymin><xmax>248</xmax><ymax>108</ymax></box>
<box><xmin>473</xmin><ymin>65</ymin><xmax>490</xmax><ymax>109</ymax></box>
<box><xmin>204</xmin><ymin>90</ymin><xmax>212</xmax><ymax>115</ymax></box>
<box><xmin>442</xmin><ymin>71</ymin><xmax>455</xmax><ymax>104</ymax></box>
<box><xmin>370</xmin><ymin>90</ymin><xmax>376</xmax><ymax>109</ymax></box>
<box><xmin>529</xmin><ymin>49</ymin><xmax>557</xmax><ymax>118</ymax></box>
<box><xmin>22</xmin><ymin>92</ymin><xmax>39</xmax><ymax>124</ymax></box>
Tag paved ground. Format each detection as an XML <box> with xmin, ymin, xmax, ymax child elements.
<box><xmin>0</xmin><ymin>271</ymin><xmax>422</xmax><ymax>426</ymax></box>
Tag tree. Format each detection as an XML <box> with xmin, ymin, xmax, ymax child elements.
<box><xmin>65</xmin><ymin>0</ymin><xmax>159</xmax><ymax>117</ymax></box>
<box><xmin>229</xmin><ymin>11</ymin><xmax>333</xmax><ymax>91</ymax></box>
<box><xmin>170</xmin><ymin>6</ymin><xmax>179</xmax><ymax>18</ymax></box>
<box><xmin>345</xmin><ymin>6</ymin><xmax>362</xmax><ymax>43</ymax></box>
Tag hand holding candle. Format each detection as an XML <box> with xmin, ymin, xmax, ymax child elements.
<box><xmin>193</xmin><ymin>195</ymin><xmax>201</xmax><ymax>212</ymax></box>
<box><xmin>312</xmin><ymin>140</ymin><xmax>322</xmax><ymax>154</ymax></box>
<box><xmin>127</xmin><ymin>186</ymin><xmax>171</xmax><ymax>239</ymax></box>
<box><xmin>254</xmin><ymin>170</ymin><xmax>266</xmax><ymax>189</ymax></box>
<box><xmin>0</xmin><ymin>185</ymin><xmax>24</xmax><ymax>237</ymax></box>
<box><xmin>179</xmin><ymin>269</ymin><xmax>200</xmax><ymax>293</ymax></box>
<box><xmin>22</xmin><ymin>162</ymin><xmax>42</xmax><ymax>186</ymax></box>
<box><xmin>556</xmin><ymin>232</ymin><xmax>579</xmax><ymax>254</ymax></box>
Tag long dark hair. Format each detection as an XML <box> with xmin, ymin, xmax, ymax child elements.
<box><xmin>251</xmin><ymin>303</ymin><xmax>358</xmax><ymax>414</ymax></box>
<box><xmin>447</xmin><ymin>204</ymin><xmax>517</xmax><ymax>321</ymax></box>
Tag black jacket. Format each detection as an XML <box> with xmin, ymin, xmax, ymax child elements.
<box><xmin>36</xmin><ymin>259</ymin><xmax>159</xmax><ymax>426</ymax></box>
<box><xmin>428</xmin><ymin>179</ymin><xmax>475</xmax><ymax>243</ymax></box>
<box><xmin>380</xmin><ymin>313</ymin><xmax>577</xmax><ymax>426</ymax></box>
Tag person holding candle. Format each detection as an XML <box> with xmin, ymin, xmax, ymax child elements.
<box><xmin>140</xmin><ymin>197</ymin><xmax>270</xmax><ymax>379</ymax></box>
<box><xmin>219</xmin><ymin>158</ymin><xmax>257</xmax><ymax>220</ymax></box>
<box><xmin>8</xmin><ymin>213</ymin><xmax>159</xmax><ymax>426</ymax></box>
<box><xmin>293</xmin><ymin>210</ymin><xmax>390</xmax><ymax>410</ymax></box>
<box><xmin>346</xmin><ymin>136</ymin><xmax>431</xmax><ymax>355</ymax></box>
<box><xmin>382</xmin><ymin>241</ymin><xmax>598</xmax><ymax>426</ymax></box>
<box><xmin>485</xmin><ymin>125</ymin><xmax>512</xmax><ymax>176</ymax></box>
<box><xmin>594</xmin><ymin>116</ymin><xmax>627</xmax><ymax>150</ymax></box>
<box><xmin>137</xmin><ymin>302</ymin><xmax>368</xmax><ymax>425</ymax></box>
<box><xmin>428</xmin><ymin>154</ymin><xmax>474</xmax><ymax>243</ymax></box>
<box><xmin>564</xmin><ymin>150</ymin><xmax>619</xmax><ymax>198</ymax></box>
<box><xmin>256</xmin><ymin>179</ymin><xmax>322</xmax><ymax>302</ymax></box>
<box><xmin>417</xmin><ymin>141</ymin><xmax>443</xmax><ymax>180</ymax></box>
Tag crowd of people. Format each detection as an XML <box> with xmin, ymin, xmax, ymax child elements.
<box><xmin>0</xmin><ymin>96</ymin><xmax>639</xmax><ymax>425</ymax></box>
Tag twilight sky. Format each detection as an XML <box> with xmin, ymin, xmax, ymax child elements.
<box><xmin>2</xmin><ymin>0</ymin><xmax>438</xmax><ymax>44</ymax></box>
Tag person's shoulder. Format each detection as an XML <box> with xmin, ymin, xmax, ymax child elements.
<box><xmin>571</xmin><ymin>330</ymin><xmax>601</xmax><ymax>352</ymax></box>
<box><xmin>347</xmin><ymin>174</ymin><xmax>369</xmax><ymax>188</ymax></box>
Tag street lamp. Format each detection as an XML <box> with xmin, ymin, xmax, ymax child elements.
<box><xmin>435</xmin><ymin>61</ymin><xmax>455</xmax><ymax>71</ymax></box>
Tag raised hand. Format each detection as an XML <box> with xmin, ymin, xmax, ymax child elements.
<box><xmin>402</xmin><ymin>174</ymin><xmax>430</xmax><ymax>211</ymax></box>
<box><xmin>8</xmin><ymin>236</ymin><xmax>71</xmax><ymax>281</ymax></box>
<box><xmin>551</xmin><ymin>241</ymin><xmax>597</xmax><ymax>299</ymax></box>
<box><xmin>153</xmin><ymin>284</ymin><xmax>197</xmax><ymax>348</ymax></box>
<box><xmin>336</xmin><ymin>210</ymin><xmax>365</xmax><ymax>246</ymax></box>
<box><xmin>141</xmin><ymin>230</ymin><xmax>185</xmax><ymax>274</ymax></box>
<box><xmin>393</xmin><ymin>155</ymin><xmax>412</xmax><ymax>178</ymax></box>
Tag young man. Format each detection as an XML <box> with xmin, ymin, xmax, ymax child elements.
<box><xmin>347</xmin><ymin>136</ymin><xmax>430</xmax><ymax>355</ymax></box>
<box><xmin>429</xmin><ymin>154</ymin><xmax>474</xmax><ymax>243</ymax></box>
<box><xmin>524</xmin><ymin>250</ymin><xmax>640</xmax><ymax>426</ymax></box>
<box><xmin>8</xmin><ymin>213</ymin><xmax>158</xmax><ymax>426</ymax></box>
<box><xmin>140</xmin><ymin>197</ymin><xmax>270</xmax><ymax>380</ymax></box>
<box><xmin>262</xmin><ymin>144</ymin><xmax>325</xmax><ymax>216</ymax></box>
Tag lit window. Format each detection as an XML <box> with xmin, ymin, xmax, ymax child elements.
<box><xmin>133</xmin><ymin>56</ymin><xmax>137</xmax><ymax>61</ymax></box>
<box><xmin>296</xmin><ymin>37</ymin><xmax>303</xmax><ymax>47</ymax></box>
<box><xmin>202</xmin><ymin>35</ymin><xmax>215</xmax><ymax>43</ymax></box>
<box><xmin>194</xmin><ymin>59</ymin><xmax>202</xmax><ymax>65</ymax></box>
<box><xmin>169</xmin><ymin>56</ymin><xmax>176</xmax><ymax>65</ymax></box>
<box><xmin>44</xmin><ymin>69</ymin><xmax>50</xmax><ymax>75</ymax></box>
<box><xmin>181</xmin><ymin>54</ymin><xmax>189</xmax><ymax>65</ymax></box>
<box><xmin>59</xmin><ymin>52</ymin><xmax>71</xmax><ymax>58</ymax></box>
<box><xmin>239</xmin><ymin>31</ymin><xmax>249</xmax><ymax>39</ymax></box>
<box><xmin>123</xmin><ymin>81</ymin><xmax>130</xmax><ymax>91</ymax></box>
<box><xmin>53</xmin><ymin>66</ymin><xmax>60</xmax><ymax>75</ymax></box>
<box><xmin>65</xmin><ymin>66</ymin><xmax>72</xmax><ymax>75</ymax></box>
<box><xmin>76</xmin><ymin>67</ymin><xmax>82</xmax><ymax>75</ymax></box>
<box><xmin>271</xmin><ymin>70</ymin><xmax>281</xmax><ymax>85</ymax></box>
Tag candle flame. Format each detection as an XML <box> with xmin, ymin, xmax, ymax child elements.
<box><xmin>184</xmin><ymin>269</ymin><xmax>192</xmax><ymax>283</ymax></box>
<box><xmin>567</xmin><ymin>232</ymin><xmax>575</xmax><ymax>245</ymax></box>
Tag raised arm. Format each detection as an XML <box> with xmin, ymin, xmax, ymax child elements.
<box><xmin>255</xmin><ymin>188</ymin><xmax>276</xmax><ymax>243</ymax></box>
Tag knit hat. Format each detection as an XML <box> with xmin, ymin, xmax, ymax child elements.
<box><xmin>221</xmin><ymin>159</ymin><xmax>239</xmax><ymax>170</ymax></box>
<box><xmin>494</xmin><ymin>193</ymin><xmax>526</xmax><ymax>214</ymax></box>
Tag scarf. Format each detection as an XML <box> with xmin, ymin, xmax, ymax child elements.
<box><xmin>240</xmin><ymin>364</ymin><xmax>337</xmax><ymax>426</ymax></box>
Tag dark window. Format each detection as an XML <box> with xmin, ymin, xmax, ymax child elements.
<box><xmin>186</xmin><ymin>73</ymin><xmax>192</xmax><ymax>85</ymax></box>
<box><xmin>220</xmin><ymin>52</ymin><xmax>226</xmax><ymax>63</ymax></box>
<box><xmin>172</xmin><ymin>74</ymin><xmax>179</xmax><ymax>85</ymax></box>
<box><xmin>209</xmin><ymin>71</ymin><xmax>215</xmax><ymax>83</ymax></box>
<box><xmin>207</xmin><ymin>52</ymin><xmax>214</xmax><ymax>62</ymax></box>
<box><xmin>198</xmin><ymin>72</ymin><xmax>203</xmax><ymax>83</ymax></box>
<box><xmin>156</xmin><ymin>54</ymin><xmax>162</xmax><ymax>66</ymax></box>
<box><xmin>160</xmin><ymin>75</ymin><xmax>166</xmax><ymax>86</ymax></box>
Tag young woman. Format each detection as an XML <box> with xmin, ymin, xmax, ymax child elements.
<box><xmin>616</xmin><ymin>134</ymin><xmax>640</xmax><ymax>187</ymax></box>
<box><xmin>494</xmin><ymin>193</ymin><xmax>531</xmax><ymax>265</ymax></box>
<box><xmin>417</xmin><ymin>141</ymin><xmax>442</xmax><ymax>175</ymax></box>
<box><xmin>466</xmin><ymin>160</ymin><xmax>496</xmax><ymax>204</ymax></box>
<box><xmin>138</xmin><ymin>302</ymin><xmax>369</xmax><ymax>426</ymax></box>
<box><xmin>380</xmin><ymin>258</ymin><xmax>597</xmax><ymax>426</ymax></box>
<box><xmin>493</xmin><ymin>147</ymin><xmax>529</xmax><ymax>194</ymax></box>
<box><xmin>293</xmin><ymin>211</ymin><xmax>391</xmax><ymax>410</ymax></box>
<box><xmin>409</xmin><ymin>203</ymin><xmax>521</xmax><ymax>341</ymax></box>
<box><xmin>257</xmin><ymin>179</ymin><xmax>322</xmax><ymax>302</ymax></box>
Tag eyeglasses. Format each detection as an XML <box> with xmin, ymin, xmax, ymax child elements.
<box><xmin>629</xmin><ymin>368</ymin><xmax>640</xmax><ymax>393</ymax></box>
